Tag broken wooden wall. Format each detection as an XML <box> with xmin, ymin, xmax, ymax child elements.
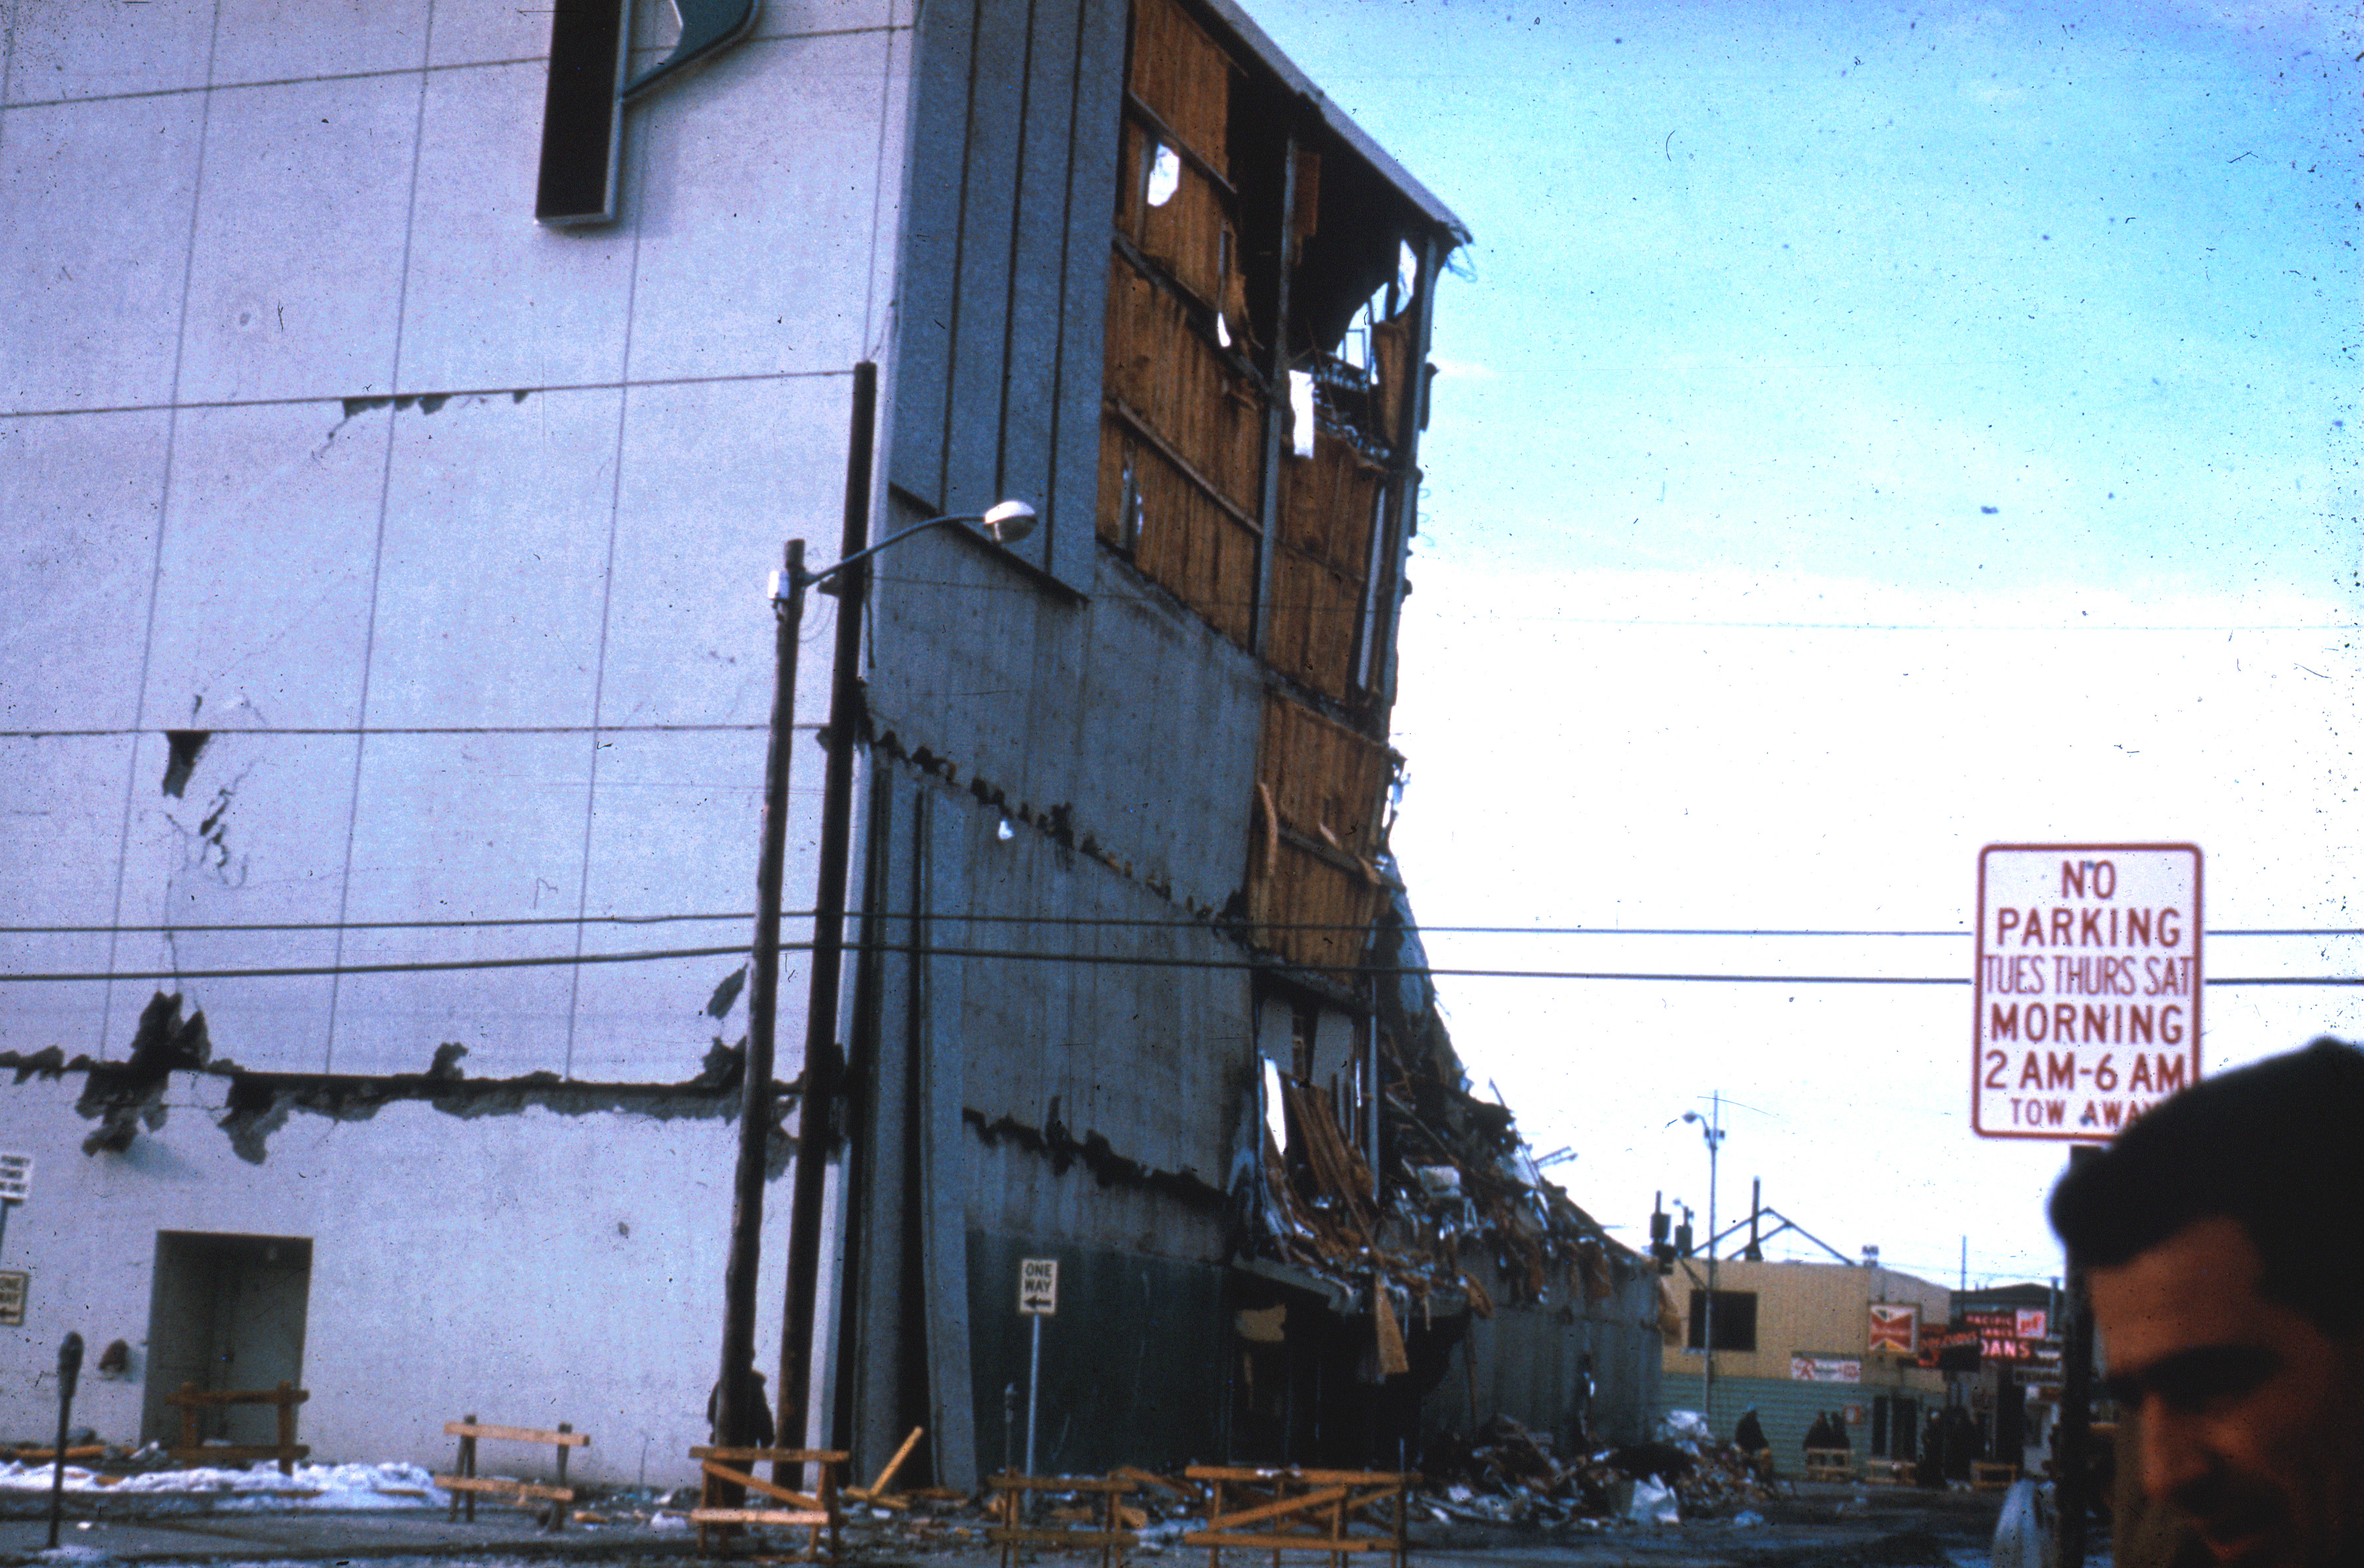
<box><xmin>1096</xmin><ymin>0</ymin><xmax>1427</xmax><ymax>979</ymax></box>
<box><xmin>858</xmin><ymin>0</ymin><xmax>1466</xmax><ymax>1489</ymax></box>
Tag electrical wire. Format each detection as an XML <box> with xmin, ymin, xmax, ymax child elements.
<box><xmin>4</xmin><ymin>909</ymin><xmax>2354</xmax><ymax>938</ymax></box>
<box><xmin>3</xmin><ymin>942</ymin><xmax>2357</xmax><ymax>986</ymax></box>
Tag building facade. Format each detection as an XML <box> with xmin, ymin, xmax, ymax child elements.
<box><xmin>1661</xmin><ymin>1257</ymin><xmax>1949</xmax><ymax>1470</ymax></box>
<box><xmin>0</xmin><ymin>0</ymin><xmax>1657</xmax><ymax>1486</ymax></box>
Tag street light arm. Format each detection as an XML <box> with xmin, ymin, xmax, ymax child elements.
<box><xmin>793</xmin><ymin>501</ymin><xmax>1037</xmax><ymax>592</ymax></box>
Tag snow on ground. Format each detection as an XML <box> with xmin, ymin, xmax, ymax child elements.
<box><xmin>0</xmin><ymin>1460</ymin><xmax>446</xmax><ymax>1509</ymax></box>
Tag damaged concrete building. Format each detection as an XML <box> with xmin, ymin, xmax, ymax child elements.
<box><xmin>0</xmin><ymin>0</ymin><xmax>1658</xmax><ymax>1486</ymax></box>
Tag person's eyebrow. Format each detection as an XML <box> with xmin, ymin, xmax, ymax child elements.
<box><xmin>2109</xmin><ymin>1345</ymin><xmax>2281</xmax><ymax>1411</ymax></box>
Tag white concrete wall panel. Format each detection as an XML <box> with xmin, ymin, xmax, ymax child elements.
<box><xmin>104</xmin><ymin>729</ymin><xmax>360</xmax><ymax>1070</ymax></box>
<box><xmin>208</xmin><ymin>0</ymin><xmax>432</xmax><ymax>88</ymax></box>
<box><xmin>368</xmin><ymin>391</ymin><xmax>620</xmax><ymax>731</ymax></box>
<box><xmin>569</xmin><ymin>726</ymin><xmax>772</xmax><ymax>1082</ymax></box>
<box><xmin>330</xmin><ymin>731</ymin><xmax>593</xmax><ymax>1076</ymax></box>
<box><xmin>603</xmin><ymin>374</ymin><xmax>850</xmax><ymax>729</ymax></box>
<box><xmin>0</xmin><ymin>1079</ymin><xmax>779</xmax><ymax>1483</ymax></box>
<box><xmin>0</xmin><ymin>735</ymin><xmax>136</xmax><ymax>1058</ymax></box>
<box><xmin>398</xmin><ymin>63</ymin><xmax>640</xmax><ymax>395</ymax></box>
<box><xmin>176</xmin><ymin>73</ymin><xmax>421</xmax><ymax>407</ymax></box>
<box><xmin>3</xmin><ymin>0</ymin><xmax>217</xmax><ymax>102</ymax></box>
<box><xmin>0</xmin><ymin>95</ymin><xmax>207</xmax><ymax>412</ymax></box>
<box><xmin>0</xmin><ymin>409</ymin><xmax>172</xmax><ymax>732</ymax></box>
<box><xmin>624</xmin><ymin>29</ymin><xmax>895</xmax><ymax>385</ymax></box>
<box><xmin>139</xmin><ymin>399</ymin><xmax>390</xmax><ymax>731</ymax></box>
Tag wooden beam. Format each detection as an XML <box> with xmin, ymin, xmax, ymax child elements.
<box><xmin>443</xmin><ymin>1422</ymin><xmax>589</xmax><ymax>1447</ymax></box>
<box><xmin>1208</xmin><ymin>1484</ymin><xmax>1349</xmax><ymax>1530</ymax></box>
<box><xmin>434</xmin><ymin>1476</ymin><xmax>574</xmax><ymax>1501</ymax></box>
<box><xmin>1183</xmin><ymin>1536</ymin><xmax>1377</xmax><ymax>1553</ymax></box>
<box><xmin>848</xmin><ymin>1425</ymin><xmax>923</xmax><ymax>1501</ymax></box>
<box><xmin>689</xmin><ymin>1508</ymin><xmax>832</xmax><ymax>1526</ymax></box>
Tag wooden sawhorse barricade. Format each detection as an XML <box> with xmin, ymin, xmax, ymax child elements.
<box><xmin>1802</xmin><ymin>1447</ymin><xmax>1854</xmax><ymax>1482</ymax></box>
<box><xmin>1971</xmin><ymin>1460</ymin><xmax>2021</xmax><ymax>1492</ymax></box>
<box><xmin>1183</xmin><ymin>1467</ymin><xmax>1414</xmax><ymax>1568</ymax></box>
<box><xmin>688</xmin><ymin>1446</ymin><xmax>846</xmax><ymax>1560</ymax></box>
<box><xmin>163</xmin><ymin>1382</ymin><xmax>310</xmax><ymax>1475</ymax></box>
<box><xmin>986</xmin><ymin>1473</ymin><xmax>1139</xmax><ymax>1568</ymax></box>
<box><xmin>436</xmin><ymin>1417</ymin><xmax>589</xmax><ymax>1531</ymax></box>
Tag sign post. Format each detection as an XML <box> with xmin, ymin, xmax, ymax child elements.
<box><xmin>1018</xmin><ymin>1260</ymin><xmax>1057</xmax><ymax>1481</ymax></box>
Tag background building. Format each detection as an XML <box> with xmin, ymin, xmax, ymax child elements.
<box><xmin>1661</xmin><ymin>1255</ymin><xmax>1949</xmax><ymax>1470</ymax></box>
<box><xmin>0</xmin><ymin>0</ymin><xmax>1655</xmax><ymax>1486</ymax></box>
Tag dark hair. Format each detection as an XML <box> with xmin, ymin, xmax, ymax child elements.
<box><xmin>2048</xmin><ymin>1037</ymin><xmax>2364</xmax><ymax>1334</ymax></box>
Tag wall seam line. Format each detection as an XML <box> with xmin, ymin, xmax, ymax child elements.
<box><xmin>96</xmin><ymin>0</ymin><xmax>226</xmax><ymax>1062</ymax></box>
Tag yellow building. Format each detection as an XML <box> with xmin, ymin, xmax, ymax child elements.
<box><xmin>1659</xmin><ymin>1257</ymin><xmax>1949</xmax><ymax>1468</ymax></box>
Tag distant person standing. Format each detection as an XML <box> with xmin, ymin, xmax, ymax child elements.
<box><xmin>1734</xmin><ymin>1406</ymin><xmax>1770</xmax><ymax>1478</ymax></box>
<box><xmin>706</xmin><ymin>1367</ymin><xmax>775</xmax><ymax>1449</ymax></box>
<box><xmin>1915</xmin><ymin>1412</ymin><xmax>1945</xmax><ymax>1489</ymax></box>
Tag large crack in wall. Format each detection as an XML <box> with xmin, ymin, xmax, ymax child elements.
<box><xmin>0</xmin><ymin>991</ymin><xmax>797</xmax><ymax>1168</ymax></box>
<box><xmin>962</xmin><ymin>1100</ymin><xmax>1228</xmax><ymax>1214</ymax></box>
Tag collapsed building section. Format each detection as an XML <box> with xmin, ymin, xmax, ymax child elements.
<box><xmin>0</xmin><ymin>0</ymin><xmax>1652</xmax><ymax>1493</ymax></box>
<box><xmin>845</xmin><ymin>0</ymin><xmax>1658</xmax><ymax>1489</ymax></box>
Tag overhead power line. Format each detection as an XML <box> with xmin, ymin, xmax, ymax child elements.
<box><xmin>5</xmin><ymin>911</ymin><xmax>2357</xmax><ymax>939</ymax></box>
<box><xmin>3</xmin><ymin>942</ymin><xmax>2357</xmax><ymax>987</ymax></box>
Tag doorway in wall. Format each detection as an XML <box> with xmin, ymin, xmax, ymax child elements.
<box><xmin>141</xmin><ymin>1232</ymin><xmax>313</xmax><ymax>1447</ymax></box>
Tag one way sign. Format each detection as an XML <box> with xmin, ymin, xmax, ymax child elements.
<box><xmin>1019</xmin><ymin>1258</ymin><xmax>1058</xmax><ymax>1316</ymax></box>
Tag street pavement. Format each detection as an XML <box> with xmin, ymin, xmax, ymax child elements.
<box><xmin>0</xmin><ymin>1482</ymin><xmax>2055</xmax><ymax>1568</ymax></box>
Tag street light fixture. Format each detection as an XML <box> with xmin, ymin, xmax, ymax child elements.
<box><xmin>1674</xmin><ymin>1095</ymin><xmax>1726</xmax><ymax>1433</ymax></box>
<box><xmin>714</xmin><ymin>492</ymin><xmax>1037</xmax><ymax>1466</ymax></box>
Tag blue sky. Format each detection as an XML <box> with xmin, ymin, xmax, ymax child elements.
<box><xmin>1251</xmin><ymin>0</ymin><xmax>2359</xmax><ymax>1287</ymax></box>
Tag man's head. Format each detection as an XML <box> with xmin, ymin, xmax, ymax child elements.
<box><xmin>2050</xmin><ymin>1038</ymin><xmax>2364</xmax><ymax>1568</ymax></box>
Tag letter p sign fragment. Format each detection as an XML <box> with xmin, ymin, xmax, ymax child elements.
<box><xmin>536</xmin><ymin>0</ymin><xmax>759</xmax><ymax>224</ymax></box>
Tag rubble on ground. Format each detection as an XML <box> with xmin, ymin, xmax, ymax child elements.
<box><xmin>1411</xmin><ymin>1412</ymin><xmax>1781</xmax><ymax>1528</ymax></box>
<box><xmin>0</xmin><ymin>1455</ymin><xmax>446</xmax><ymax>1509</ymax></box>
<box><xmin>0</xmin><ymin>1418</ymin><xmax>1779</xmax><ymax>1540</ymax></box>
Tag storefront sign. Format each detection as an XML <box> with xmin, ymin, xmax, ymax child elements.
<box><xmin>1868</xmin><ymin>1302</ymin><xmax>1919</xmax><ymax>1356</ymax></box>
<box><xmin>1974</xmin><ymin>844</ymin><xmax>2202</xmax><ymax>1139</ymax></box>
<box><xmin>1791</xmin><ymin>1354</ymin><xmax>1861</xmax><ymax>1383</ymax></box>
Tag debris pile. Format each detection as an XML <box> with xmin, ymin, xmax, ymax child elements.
<box><xmin>0</xmin><ymin>1456</ymin><xmax>447</xmax><ymax>1509</ymax></box>
<box><xmin>1411</xmin><ymin>1414</ymin><xmax>1779</xmax><ymax>1527</ymax></box>
<box><xmin>1243</xmin><ymin>884</ymin><xmax>1643</xmax><ymax>1328</ymax></box>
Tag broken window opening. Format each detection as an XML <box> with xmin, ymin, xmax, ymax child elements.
<box><xmin>1353</xmin><ymin>482</ymin><xmax>1391</xmax><ymax>694</ymax></box>
<box><xmin>1261</xmin><ymin>1057</ymin><xmax>1289</xmax><ymax>1155</ymax></box>
<box><xmin>1146</xmin><ymin>143</ymin><xmax>1182</xmax><ymax>207</ymax></box>
<box><xmin>1685</xmin><ymin>1289</ymin><xmax>1759</xmax><ymax>1352</ymax></box>
<box><xmin>1119</xmin><ymin>445</ymin><xmax>1144</xmax><ymax>552</ymax></box>
<box><xmin>1287</xmin><ymin>370</ymin><xmax>1316</xmax><ymax>459</ymax></box>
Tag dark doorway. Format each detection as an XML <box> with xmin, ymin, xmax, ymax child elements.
<box><xmin>142</xmin><ymin>1232</ymin><xmax>313</xmax><ymax>1447</ymax></box>
<box><xmin>1996</xmin><ymin>1375</ymin><xmax>2025</xmax><ymax>1465</ymax></box>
